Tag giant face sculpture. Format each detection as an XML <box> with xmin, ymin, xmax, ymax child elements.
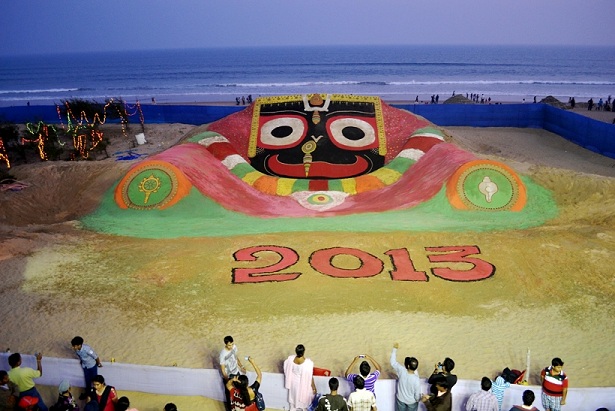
<box><xmin>114</xmin><ymin>94</ymin><xmax>527</xmax><ymax>217</ymax></box>
<box><xmin>250</xmin><ymin>94</ymin><xmax>385</xmax><ymax>179</ymax></box>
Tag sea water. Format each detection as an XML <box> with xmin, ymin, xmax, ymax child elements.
<box><xmin>1</xmin><ymin>45</ymin><xmax>614</xmax><ymax>107</ymax></box>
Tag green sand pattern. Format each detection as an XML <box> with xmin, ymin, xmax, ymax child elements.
<box><xmin>81</xmin><ymin>176</ymin><xmax>557</xmax><ymax>238</ymax></box>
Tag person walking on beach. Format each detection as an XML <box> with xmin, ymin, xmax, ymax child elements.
<box><xmin>7</xmin><ymin>352</ymin><xmax>48</xmax><ymax>411</ymax></box>
<box><xmin>345</xmin><ymin>354</ymin><xmax>381</xmax><ymax>396</ymax></box>
<box><xmin>284</xmin><ymin>344</ymin><xmax>316</xmax><ymax>411</ymax></box>
<box><xmin>71</xmin><ymin>336</ymin><xmax>102</xmax><ymax>390</ymax></box>
<box><xmin>390</xmin><ymin>343</ymin><xmax>421</xmax><ymax>411</ymax></box>
<box><xmin>465</xmin><ymin>377</ymin><xmax>498</xmax><ymax>411</ymax></box>
<box><xmin>540</xmin><ymin>358</ymin><xmax>568</xmax><ymax>411</ymax></box>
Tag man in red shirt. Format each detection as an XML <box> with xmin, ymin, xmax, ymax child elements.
<box><xmin>540</xmin><ymin>358</ymin><xmax>568</xmax><ymax>411</ymax></box>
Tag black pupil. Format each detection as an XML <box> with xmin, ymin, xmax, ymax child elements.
<box><xmin>342</xmin><ymin>126</ymin><xmax>365</xmax><ymax>140</ymax></box>
<box><xmin>271</xmin><ymin>126</ymin><xmax>294</xmax><ymax>138</ymax></box>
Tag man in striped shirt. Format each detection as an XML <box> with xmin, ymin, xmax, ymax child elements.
<box><xmin>540</xmin><ymin>358</ymin><xmax>568</xmax><ymax>411</ymax></box>
<box><xmin>345</xmin><ymin>354</ymin><xmax>381</xmax><ymax>396</ymax></box>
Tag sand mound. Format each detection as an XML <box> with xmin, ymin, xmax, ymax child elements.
<box><xmin>443</xmin><ymin>94</ymin><xmax>474</xmax><ymax>104</ymax></box>
<box><xmin>540</xmin><ymin>95</ymin><xmax>568</xmax><ymax>109</ymax></box>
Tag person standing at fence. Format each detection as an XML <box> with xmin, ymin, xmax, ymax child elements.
<box><xmin>315</xmin><ymin>377</ymin><xmax>348</xmax><ymax>411</ymax></box>
<box><xmin>390</xmin><ymin>343</ymin><xmax>421</xmax><ymax>411</ymax></box>
<box><xmin>92</xmin><ymin>375</ymin><xmax>118</xmax><ymax>411</ymax></box>
<box><xmin>7</xmin><ymin>352</ymin><xmax>48</xmax><ymax>411</ymax></box>
<box><xmin>508</xmin><ymin>390</ymin><xmax>539</xmax><ymax>411</ymax></box>
<box><xmin>345</xmin><ymin>354</ymin><xmax>381</xmax><ymax>396</ymax></box>
<box><xmin>347</xmin><ymin>375</ymin><xmax>377</xmax><ymax>411</ymax></box>
<box><xmin>421</xmin><ymin>381</ymin><xmax>451</xmax><ymax>411</ymax></box>
<box><xmin>428</xmin><ymin>358</ymin><xmax>457</xmax><ymax>395</ymax></box>
<box><xmin>226</xmin><ymin>356</ymin><xmax>263</xmax><ymax>411</ymax></box>
<box><xmin>540</xmin><ymin>358</ymin><xmax>568</xmax><ymax>411</ymax></box>
<box><xmin>220</xmin><ymin>336</ymin><xmax>246</xmax><ymax>410</ymax></box>
<box><xmin>465</xmin><ymin>377</ymin><xmax>498</xmax><ymax>411</ymax></box>
<box><xmin>71</xmin><ymin>336</ymin><xmax>102</xmax><ymax>390</ymax></box>
<box><xmin>284</xmin><ymin>344</ymin><xmax>316</xmax><ymax>411</ymax></box>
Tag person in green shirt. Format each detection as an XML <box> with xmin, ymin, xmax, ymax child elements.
<box><xmin>7</xmin><ymin>352</ymin><xmax>48</xmax><ymax>411</ymax></box>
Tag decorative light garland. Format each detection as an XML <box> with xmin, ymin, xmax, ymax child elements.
<box><xmin>55</xmin><ymin>98</ymin><xmax>146</xmax><ymax>159</ymax></box>
<box><xmin>0</xmin><ymin>137</ymin><xmax>10</xmax><ymax>168</ymax></box>
<box><xmin>23</xmin><ymin>121</ymin><xmax>58</xmax><ymax>161</ymax></box>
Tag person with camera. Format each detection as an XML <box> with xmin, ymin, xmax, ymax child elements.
<box><xmin>345</xmin><ymin>354</ymin><xmax>381</xmax><ymax>396</ymax></box>
<box><xmin>427</xmin><ymin>358</ymin><xmax>457</xmax><ymax>396</ymax></box>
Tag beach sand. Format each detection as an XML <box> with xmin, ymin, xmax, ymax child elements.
<box><xmin>1</xmin><ymin>106</ymin><xmax>614</xmax><ymax>410</ymax></box>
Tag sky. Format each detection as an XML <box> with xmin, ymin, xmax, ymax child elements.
<box><xmin>1</xmin><ymin>0</ymin><xmax>614</xmax><ymax>56</ymax></box>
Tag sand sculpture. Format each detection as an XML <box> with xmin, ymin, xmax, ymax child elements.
<box><xmin>82</xmin><ymin>94</ymin><xmax>556</xmax><ymax>238</ymax></box>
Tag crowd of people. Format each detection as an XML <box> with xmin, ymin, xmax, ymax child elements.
<box><xmin>0</xmin><ymin>337</ymin><xmax>180</xmax><ymax>411</ymax></box>
<box><xmin>0</xmin><ymin>335</ymin><xmax>609</xmax><ymax>411</ymax></box>
<box><xmin>219</xmin><ymin>336</ymin><xmax>587</xmax><ymax>411</ymax></box>
<box><xmin>586</xmin><ymin>95</ymin><xmax>613</xmax><ymax>112</ymax></box>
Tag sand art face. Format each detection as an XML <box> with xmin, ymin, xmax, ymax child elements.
<box><xmin>83</xmin><ymin>94</ymin><xmax>556</xmax><ymax>238</ymax></box>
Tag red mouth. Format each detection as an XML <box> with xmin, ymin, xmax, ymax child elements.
<box><xmin>267</xmin><ymin>155</ymin><xmax>370</xmax><ymax>178</ymax></box>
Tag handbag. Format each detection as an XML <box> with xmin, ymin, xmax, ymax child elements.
<box><xmin>254</xmin><ymin>389</ymin><xmax>265</xmax><ymax>411</ymax></box>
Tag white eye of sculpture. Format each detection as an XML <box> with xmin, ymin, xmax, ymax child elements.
<box><xmin>327</xmin><ymin>118</ymin><xmax>376</xmax><ymax>149</ymax></box>
<box><xmin>259</xmin><ymin>117</ymin><xmax>306</xmax><ymax>147</ymax></box>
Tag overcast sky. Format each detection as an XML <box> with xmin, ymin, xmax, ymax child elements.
<box><xmin>1</xmin><ymin>0</ymin><xmax>613</xmax><ymax>56</ymax></box>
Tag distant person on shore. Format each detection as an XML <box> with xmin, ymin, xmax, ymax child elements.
<box><xmin>465</xmin><ymin>377</ymin><xmax>498</xmax><ymax>411</ymax></box>
<box><xmin>508</xmin><ymin>390</ymin><xmax>539</xmax><ymax>411</ymax></box>
<box><xmin>236</xmin><ymin>97</ymin><xmax>240</xmax><ymax>105</ymax></box>
<box><xmin>151</xmin><ymin>97</ymin><xmax>156</xmax><ymax>104</ymax></box>
<box><xmin>598</xmin><ymin>98</ymin><xmax>604</xmax><ymax>111</ymax></box>
<box><xmin>588</xmin><ymin>98</ymin><xmax>594</xmax><ymax>110</ymax></box>
<box><xmin>284</xmin><ymin>344</ymin><xmax>316</xmax><ymax>411</ymax></box>
<box><xmin>344</xmin><ymin>354</ymin><xmax>381</xmax><ymax>396</ymax></box>
<box><xmin>390</xmin><ymin>343</ymin><xmax>421</xmax><ymax>411</ymax></box>
<box><xmin>71</xmin><ymin>336</ymin><xmax>102</xmax><ymax>390</ymax></box>
<box><xmin>314</xmin><ymin>377</ymin><xmax>348</xmax><ymax>411</ymax></box>
<box><xmin>569</xmin><ymin>97</ymin><xmax>576</xmax><ymax>108</ymax></box>
<box><xmin>7</xmin><ymin>352</ymin><xmax>48</xmax><ymax>411</ymax></box>
<box><xmin>540</xmin><ymin>357</ymin><xmax>568</xmax><ymax>411</ymax></box>
<box><xmin>415</xmin><ymin>96</ymin><xmax>419</xmax><ymax>103</ymax></box>
<box><xmin>241</xmin><ymin>96</ymin><xmax>246</xmax><ymax>105</ymax></box>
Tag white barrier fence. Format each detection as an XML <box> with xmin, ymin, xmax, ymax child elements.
<box><xmin>2</xmin><ymin>353</ymin><xmax>613</xmax><ymax>410</ymax></box>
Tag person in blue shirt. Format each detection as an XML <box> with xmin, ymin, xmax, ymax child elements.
<box><xmin>71</xmin><ymin>336</ymin><xmax>102</xmax><ymax>390</ymax></box>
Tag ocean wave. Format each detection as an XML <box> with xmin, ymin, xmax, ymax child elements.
<box><xmin>0</xmin><ymin>87</ymin><xmax>80</xmax><ymax>94</ymax></box>
<box><xmin>208</xmin><ymin>79</ymin><xmax>615</xmax><ymax>88</ymax></box>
